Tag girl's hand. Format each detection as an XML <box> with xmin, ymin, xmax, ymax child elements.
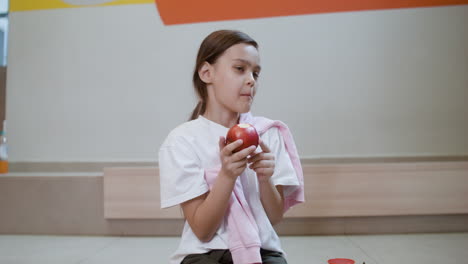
<box><xmin>218</xmin><ymin>136</ymin><xmax>257</xmax><ymax>180</ymax></box>
<box><xmin>248</xmin><ymin>140</ymin><xmax>275</xmax><ymax>183</ymax></box>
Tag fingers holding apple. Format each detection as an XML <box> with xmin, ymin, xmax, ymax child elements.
<box><xmin>248</xmin><ymin>140</ymin><xmax>275</xmax><ymax>182</ymax></box>
<box><xmin>258</xmin><ymin>139</ymin><xmax>271</xmax><ymax>153</ymax></box>
<box><xmin>219</xmin><ymin>136</ymin><xmax>256</xmax><ymax>180</ymax></box>
<box><xmin>219</xmin><ymin>136</ymin><xmax>240</xmax><ymax>154</ymax></box>
<box><xmin>248</xmin><ymin>140</ymin><xmax>273</xmax><ymax>162</ymax></box>
<box><xmin>220</xmin><ymin>123</ymin><xmax>273</xmax><ymax>180</ymax></box>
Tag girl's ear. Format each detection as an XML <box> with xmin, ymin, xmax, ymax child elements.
<box><xmin>198</xmin><ymin>62</ymin><xmax>213</xmax><ymax>84</ymax></box>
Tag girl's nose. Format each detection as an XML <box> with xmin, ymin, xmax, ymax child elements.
<box><xmin>246</xmin><ymin>73</ymin><xmax>256</xmax><ymax>87</ymax></box>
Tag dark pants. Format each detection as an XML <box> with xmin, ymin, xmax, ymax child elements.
<box><xmin>181</xmin><ymin>248</ymin><xmax>287</xmax><ymax>264</ymax></box>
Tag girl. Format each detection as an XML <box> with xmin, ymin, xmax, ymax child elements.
<box><xmin>159</xmin><ymin>30</ymin><xmax>304</xmax><ymax>264</ymax></box>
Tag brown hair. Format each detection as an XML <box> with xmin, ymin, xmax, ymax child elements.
<box><xmin>189</xmin><ymin>30</ymin><xmax>258</xmax><ymax>120</ymax></box>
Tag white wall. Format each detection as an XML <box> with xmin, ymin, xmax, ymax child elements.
<box><xmin>6</xmin><ymin>5</ymin><xmax>468</xmax><ymax>162</ymax></box>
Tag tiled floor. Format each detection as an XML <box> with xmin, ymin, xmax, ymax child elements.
<box><xmin>0</xmin><ymin>233</ymin><xmax>467</xmax><ymax>264</ymax></box>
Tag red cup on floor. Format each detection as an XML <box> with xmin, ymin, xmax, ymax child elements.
<box><xmin>328</xmin><ymin>259</ymin><xmax>355</xmax><ymax>264</ymax></box>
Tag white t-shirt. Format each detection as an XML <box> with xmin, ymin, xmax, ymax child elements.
<box><xmin>159</xmin><ymin>115</ymin><xmax>299</xmax><ymax>264</ymax></box>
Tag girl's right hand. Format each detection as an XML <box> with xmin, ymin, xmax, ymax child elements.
<box><xmin>218</xmin><ymin>136</ymin><xmax>257</xmax><ymax>180</ymax></box>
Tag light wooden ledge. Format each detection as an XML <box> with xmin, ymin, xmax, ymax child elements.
<box><xmin>10</xmin><ymin>156</ymin><xmax>468</xmax><ymax>172</ymax></box>
<box><xmin>103</xmin><ymin>161</ymin><xmax>468</xmax><ymax>219</ymax></box>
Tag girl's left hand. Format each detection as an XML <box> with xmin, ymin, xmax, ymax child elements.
<box><xmin>248</xmin><ymin>140</ymin><xmax>275</xmax><ymax>183</ymax></box>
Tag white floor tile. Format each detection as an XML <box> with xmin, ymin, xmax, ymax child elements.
<box><xmin>348</xmin><ymin>233</ymin><xmax>468</xmax><ymax>264</ymax></box>
<box><xmin>282</xmin><ymin>236</ymin><xmax>371</xmax><ymax>264</ymax></box>
<box><xmin>1</xmin><ymin>233</ymin><xmax>467</xmax><ymax>264</ymax></box>
<box><xmin>78</xmin><ymin>236</ymin><xmax>180</xmax><ymax>264</ymax></box>
<box><xmin>0</xmin><ymin>235</ymin><xmax>118</xmax><ymax>264</ymax></box>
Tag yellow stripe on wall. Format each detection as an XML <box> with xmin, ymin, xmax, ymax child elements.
<box><xmin>10</xmin><ymin>0</ymin><xmax>154</xmax><ymax>12</ymax></box>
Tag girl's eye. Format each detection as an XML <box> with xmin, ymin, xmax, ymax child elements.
<box><xmin>253</xmin><ymin>72</ymin><xmax>260</xmax><ymax>79</ymax></box>
<box><xmin>235</xmin><ymin>66</ymin><xmax>244</xmax><ymax>72</ymax></box>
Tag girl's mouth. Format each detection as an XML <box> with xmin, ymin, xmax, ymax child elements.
<box><xmin>240</xmin><ymin>94</ymin><xmax>253</xmax><ymax>101</ymax></box>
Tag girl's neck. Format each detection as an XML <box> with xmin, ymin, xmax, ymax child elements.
<box><xmin>202</xmin><ymin>109</ymin><xmax>239</xmax><ymax>128</ymax></box>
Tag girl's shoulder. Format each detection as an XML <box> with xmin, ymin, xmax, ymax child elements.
<box><xmin>160</xmin><ymin>118</ymin><xmax>204</xmax><ymax>149</ymax></box>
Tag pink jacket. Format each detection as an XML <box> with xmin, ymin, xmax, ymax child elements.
<box><xmin>204</xmin><ymin>113</ymin><xmax>305</xmax><ymax>263</ymax></box>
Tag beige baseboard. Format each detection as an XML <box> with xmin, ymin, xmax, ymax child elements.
<box><xmin>1</xmin><ymin>158</ymin><xmax>468</xmax><ymax>236</ymax></box>
<box><xmin>1</xmin><ymin>174</ymin><xmax>467</xmax><ymax>236</ymax></box>
<box><xmin>8</xmin><ymin>162</ymin><xmax>156</xmax><ymax>173</ymax></box>
<box><xmin>0</xmin><ymin>171</ymin><xmax>467</xmax><ymax>236</ymax></box>
<box><xmin>104</xmin><ymin>161</ymin><xmax>468</xmax><ymax>219</ymax></box>
<box><xmin>8</xmin><ymin>155</ymin><xmax>468</xmax><ymax>172</ymax></box>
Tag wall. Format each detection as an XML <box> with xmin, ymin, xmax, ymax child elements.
<box><xmin>0</xmin><ymin>67</ymin><xmax>5</xmax><ymax>130</ymax></box>
<box><xmin>6</xmin><ymin>3</ymin><xmax>468</xmax><ymax>162</ymax></box>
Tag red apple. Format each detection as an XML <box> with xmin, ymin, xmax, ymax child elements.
<box><xmin>226</xmin><ymin>123</ymin><xmax>259</xmax><ymax>152</ymax></box>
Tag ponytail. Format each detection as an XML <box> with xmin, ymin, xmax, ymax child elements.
<box><xmin>189</xmin><ymin>101</ymin><xmax>206</xmax><ymax>120</ymax></box>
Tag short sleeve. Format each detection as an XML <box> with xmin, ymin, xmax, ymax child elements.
<box><xmin>263</xmin><ymin>127</ymin><xmax>300</xmax><ymax>196</ymax></box>
<box><xmin>159</xmin><ymin>137</ymin><xmax>209</xmax><ymax>208</ymax></box>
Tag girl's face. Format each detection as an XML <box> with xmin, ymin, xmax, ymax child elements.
<box><xmin>209</xmin><ymin>43</ymin><xmax>261</xmax><ymax>114</ymax></box>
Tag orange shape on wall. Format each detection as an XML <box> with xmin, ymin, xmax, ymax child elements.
<box><xmin>155</xmin><ymin>0</ymin><xmax>468</xmax><ymax>25</ymax></box>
